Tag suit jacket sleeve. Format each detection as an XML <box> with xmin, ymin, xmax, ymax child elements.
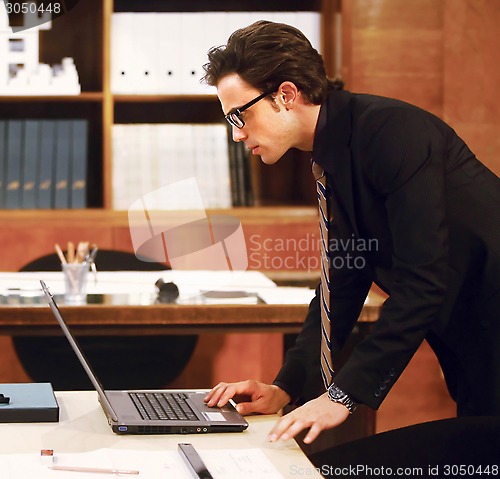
<box><xmin>333</xmin><ymin>107</ymin><xmax>451</xmax><ymax>409</ymax></box>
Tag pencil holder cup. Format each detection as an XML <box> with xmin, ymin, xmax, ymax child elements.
<box><xmin>62</xmin><ymin>262</ymin><xmax>90</xmax><ymax>304</ymax></box>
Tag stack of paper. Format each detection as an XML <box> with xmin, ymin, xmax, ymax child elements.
<box><xmin>112</xmin><ymin>123</ymin><xmax>231</xmax><ymax>210</ymax></box>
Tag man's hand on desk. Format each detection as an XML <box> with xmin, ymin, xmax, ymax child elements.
<box><xmin>204</xmin><ymin>380</ymin><xmax>290</xmax><ymax>415</ymax></box>
<box><xmin>268</xmin><ymin>392</ymin><xmax>350</xmax><ymax>444</ymax></box>
<box><xmin>204</xmin><ymin>382</ymin><xmax>350</xmax><ymax>444</ymax></box>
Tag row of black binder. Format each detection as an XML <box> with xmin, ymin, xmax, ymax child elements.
<box><xmin>0</xmin><ymin>119</ymin><xmax>88</xmax><ymax>209</ymax></box>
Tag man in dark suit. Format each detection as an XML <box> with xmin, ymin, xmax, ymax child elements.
<box><xmin>202</xmin><ymin>20</ymin><xmax>500</xmax><ymax>445</ymax></box>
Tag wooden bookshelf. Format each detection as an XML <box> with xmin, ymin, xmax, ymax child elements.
<box><xmin>1</xmin><ymin>0</ymin><xmax>340</xmax><ymax>213</ymax></box>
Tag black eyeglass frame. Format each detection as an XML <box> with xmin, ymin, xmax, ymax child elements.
<box><xmin>224</xmin><ymin>88</ymin><xmax>276</xmax><ymax>129</ymax></box>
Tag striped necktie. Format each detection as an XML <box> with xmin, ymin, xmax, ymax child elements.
<box><xmin>312</xmin><ymin>161</ymin><xmax>334</xmax><ymax>389</ymax></box>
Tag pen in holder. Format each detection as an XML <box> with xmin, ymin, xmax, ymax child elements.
<box><xmin>56</xmin><ymin>242</ymin><xmax>98</xmax><ymax>304</ymax></box>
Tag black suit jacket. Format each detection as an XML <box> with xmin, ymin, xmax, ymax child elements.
<box><xmin>274</xmin><ymin>90</ymin><xmax>500</xmax><ymax>410</ymax></box>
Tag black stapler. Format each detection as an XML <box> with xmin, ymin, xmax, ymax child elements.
<box><xmin>155</xmin><ymin>278</ymin><xmax>179</xmax><ymax>303</ymax></box>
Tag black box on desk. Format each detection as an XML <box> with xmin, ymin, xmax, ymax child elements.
<box><xmin>0</xmin><ymin>383</ymin><xmax>59</xmax><ymax>423</ymax></box>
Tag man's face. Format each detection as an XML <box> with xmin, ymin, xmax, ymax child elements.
<box><xmin>217</xmin><ymin>74</ymin><xmax>295</xmax><ymax>165</ymax></box>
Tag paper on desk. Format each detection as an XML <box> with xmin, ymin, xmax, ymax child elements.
<box><xmin>0</xmin><ymin>448</ymin><xmax>284</xmax><ymax>479</ymax></box>
<box><xmin>0</xmin><ymin>270</ymin><xmax>276</xmax><ymax>298</ymax></box>
<box><xmin>202</xmin><ymin>448</ymin><xmax>284</xmax><ymax>478</ymax></box>
<box><xmin>257</xmin><ymin>286</ymin><xmax>316</xmax><ymax>305</ymax></box>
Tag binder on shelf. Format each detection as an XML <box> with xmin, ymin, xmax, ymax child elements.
<box><xmin>209</xmin><ymin>124</ymin><xmax>232</xmax><ymax>208</ymax></box>
<box><xmin>239</xmin><ymin>144</ymin><xmax>254</xmax><ymax>207</ymax></box>
<box><xmin>204</xmin><ymin>11</ymin><xmax>232</xmax><ymax>59</ymax></box>
<box><xmin>70</xmin><ymin>119</ymin><xmax>88</xmax><ymax>209</ymax></box>
<box><xmin>137</xmin><ymin>123</ymin><xmax>157</xmax><ymax>199</ymax></box>
<box><xmin>135</xmin><ymin>13</ymin><xmax>160</xmax><ymax>93</ymax></box>
<box><xmin>54</xmin><ymin>120</ymin><xmax>71</xmax><ymax>208</ymax></box>
<box><xmin>0</xmin><ymin>383</ymin><xmax>59</xmax><ymax>423</ymax></box>
<box><xmin>180</xmin><ymin>13</ymin><xmax>213</xmax><ymax>94</ymax></box>
<box><xmin>0</xmin><ymin>119</ymin><xmax>89</xmax><ymax>210</ymax></box>
<box><xmin>5</xmin><ymin>120</ymin><xmax>23</xmax><ymax>209</ymax></box>
<box><xmin>227</xmin><ymin>126</ymin><xmax>240</xmax><ymax>206</ymax></box>
<box><xmin>110</xmin><ymin>12</ymin><xmax>128</xmax><ymax>93</ymax></box>
<box><xmin>156</xmin><ymin>123</ymin><xmax>191</xmax><ymax>210</ymax></box>
<box><xmin>224</xmin><ymin>11</ymin><xmax>274</xmax><ymax>37</ymax></box>
<box><xmin>157</xmin><ymin>13</ymin><xmax>183</xmax><ymax>94</ymax></box>
<box><xmin>111</xmin><ymin>13</ymin><xmax>143</xmax><ymax>93</ymax></box>
<box><xmin>21</xmin><ymin>120</ymin><xmax>40</xmax><ymax>209</ymax></box>
<box><xmin>295</xmin><ymin>11</ymin><xmax>322</xmax><ymax>52</ymax></box>
<box><xmin>37</xmin><ymin>120</ymin><xmax>55</xmax><ymax>209</ymax></box>
<box><xmin>111</xmin><ymin>125</ymin><xmax>126</xmax><ymax>209</ymax></box>
<box><xmin>0</xmin><ymin>120</ymin><xmax>6</xmax><ymax>208</ymax></box>
<box><xmin>112</xmin><ymin>124</ymin><xmax>143</xmax><ymax>210</ymax></box>
<box><xmin>227</xmin><ymin>125</ymin><xmax>251</xmax><ymax>207</ymax></box>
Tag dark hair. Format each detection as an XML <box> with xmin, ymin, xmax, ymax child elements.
<box><xmin>202</xmin><ymin>20</ymin><xmax>343</xmax><ymax>105</ymax></box>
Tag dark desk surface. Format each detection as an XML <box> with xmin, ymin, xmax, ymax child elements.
<box><xmin>0</xmin><ymin>290</ymin><xmax>384</xmax><ymax>336</ymax></box>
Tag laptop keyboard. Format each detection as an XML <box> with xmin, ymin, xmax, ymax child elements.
<box><xmin>129</xmin><ymin>392</ymin><xmax>198</xmax><ymax>421</ymax></box>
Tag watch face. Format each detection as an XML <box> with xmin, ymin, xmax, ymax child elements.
<box><xmin>328</xmin><ymin>384</ymin><xmax>357</xmax><ymax>413</ymax></box>
<box><xmin>329</xmin><ymin>386</ymin><xmax>344</xmax><ymax>400</ymax></box>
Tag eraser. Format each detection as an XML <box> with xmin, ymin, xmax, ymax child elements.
<box><xmin>40</xmin><ymin>449</ymin><xmax>54</xmax><ymax>465</ymax></box>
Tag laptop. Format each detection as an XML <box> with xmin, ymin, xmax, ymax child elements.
<box><xmin>40</xmin><ymin>280</ymin><xmax>248</xmax><ymax>435</ymax></box>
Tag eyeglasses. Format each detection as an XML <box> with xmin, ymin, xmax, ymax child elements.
<box><xmin>224</xmin><ymin>88</ymin><xmax>276</xmax><ymax>129</ymax></box>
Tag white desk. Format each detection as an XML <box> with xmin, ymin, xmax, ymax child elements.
<box><xmin>0</xmin><ymin>391</ymin><xmax>322</xmax><ymax>478</ymax></box>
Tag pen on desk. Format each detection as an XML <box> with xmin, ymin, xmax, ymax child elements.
<box><xmin>49</xmin><ymin>465</ymin><xmax>139</xmax><ymax>475</ymax></box>
<box><xmin>178</xmin><ymin>443</ymin><xmax>214</xmax><ymax>479</ymax></box>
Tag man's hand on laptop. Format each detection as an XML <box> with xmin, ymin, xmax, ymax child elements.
<box><xmin>204</xmin><ymin>380</ymin><xmax>290</xmax><ymax>415</ymax></box>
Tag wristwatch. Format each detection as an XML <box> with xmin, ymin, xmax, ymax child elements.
<box><xmin>327</xmin><ymin>383</ymin><xmax>358</xmax><ymax>414</ymax></box>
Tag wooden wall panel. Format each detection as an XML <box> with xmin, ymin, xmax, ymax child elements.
<box><xmin>2</xmin><ymin>228</ymin><xmax>115</xmax><ymax>271</ymax></box>
<box><xmin>443</xmin><ymin>0</ymin><xmax>500</xmax><ymax>174</ymax></box>
<box><xmin>346</xmin><ymin>0</ymin><xmax>443</xmax><ymax>115</ymax></box>
<box><xmin>344</xmin><ymin>0</ymin><xmax>500</xmax><ymax>174</ymax></box>
<box><xmin>351</xmin><ymin>0</ymin><xmax>442</xmax><ymax>29</ymax></box>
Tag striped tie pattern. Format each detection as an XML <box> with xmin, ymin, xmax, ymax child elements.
<box><xmin>312</xmin><ymin>161</ymin><xmax>333</xmax><ymax>389</ymax></box>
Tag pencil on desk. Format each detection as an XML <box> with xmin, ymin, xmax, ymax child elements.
<box><xmin>49</xmin><ymin>465</ymin><xmax>139</xmax><ymax>475</ymax></box>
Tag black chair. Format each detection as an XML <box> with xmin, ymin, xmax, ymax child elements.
<box><xmin>12</xmin><ymin>250</ymin><xmax>198</xmax><ymax>390</ymax></box>
<box><xmin>309</xmin><ymin>416</ymin><xmax>500</xmax><ymax>478</ymax></box>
